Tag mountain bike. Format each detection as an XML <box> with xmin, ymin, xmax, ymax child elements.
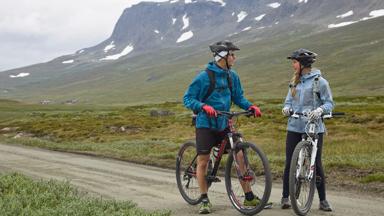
<box><xmin>176</xmin><ymin>110</ymin><xmax>272</xmax><ymax>215</ymax></box>
<box><xmin>288</xmin><ymin>111</ymin><xmax>344</xmax><ymax>216</ymax></box>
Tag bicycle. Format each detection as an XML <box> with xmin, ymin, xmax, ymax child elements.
<box><xmin>176</xmin><ymin>110</ymin><xmax>272</xmax><ymax>215</ymax></box>
<box><xmin>288</xmin><ymin>111</ymin><xmax>344</xmax><ymax>216</ymax></box>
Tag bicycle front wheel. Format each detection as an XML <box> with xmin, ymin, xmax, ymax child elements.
<box><xmin>176</xmin><ymin>141</ymin><xmax>201</xmax><ymax>205</ymax></box>
<box><xmin>225</xmin><ymin>142</ymin><xmax>272</xmax><ymax>215</ymax></box>
<box><xmin>289</xmin><ymin>141</ymin><xmax>316</xmax><ymax>216</ymax></box>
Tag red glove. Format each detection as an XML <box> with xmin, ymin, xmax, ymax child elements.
<box><xmin>202</xmin><ymin>105</ymin><xmax>217</xmax><ymax>117</ymax></box>
<box><xmin>248</xmin><ymin>105</ymin><xmax>262</xmax><ymax>117</ymax></box>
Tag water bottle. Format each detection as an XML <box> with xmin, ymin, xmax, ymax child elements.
<box><xmin>212</xmin><ymin>147</ymin><xmax>219</xmax><ymax>159</ymax></box>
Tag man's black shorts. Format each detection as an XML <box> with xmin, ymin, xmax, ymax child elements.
<box><xmin>195</xmin><ymin>128</ymin><xmax>230</xmax><ymax>155</ymax></box>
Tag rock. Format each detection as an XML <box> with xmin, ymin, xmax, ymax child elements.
<box><xmin>1</xmin><ymin>127</ymin><xmax>19</xmax><ymax>132</ymax></box>
<box><xmin>150</xmin><ymin>110</ymin><xmax>175</xmax><ymax>117</ymax></box>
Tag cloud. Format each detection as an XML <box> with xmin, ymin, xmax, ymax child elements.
<box><xmin>0</xmin><ymin>0</ymin><xmax>168</xmax><ymax>71</ymax></box>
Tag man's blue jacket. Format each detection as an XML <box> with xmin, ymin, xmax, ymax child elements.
<box><xmin>183</xmin><ymin>61</ymin><xmax>252</xmax><ymax>131</ymax></box>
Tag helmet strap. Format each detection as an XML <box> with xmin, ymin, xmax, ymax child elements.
<box><xmin>225</xmin><ymin>56</ymin><xmax>231</xmax><ymax>70</ymax></box>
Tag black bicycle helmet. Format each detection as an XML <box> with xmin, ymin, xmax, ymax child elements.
<box><xmin>209</xmin><ymin>40</ymin><xmax>240</xmax><ymax>53</ymax></box>
<box><xmin>287</xmin><ymin>48</ymin><xmax>317</xmax><ymax>67</ymax></box>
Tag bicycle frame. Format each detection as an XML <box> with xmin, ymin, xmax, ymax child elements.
<box><xmin>292</xmin><ymin>112</ymin><xmax>340</xmax><ymax>182</ymax></box>
<box><xmin>296</xmin><ymin>125</ymin><xmax>318</xmax><ymax>181</ymax></box>
<box><xmin>177</xmin><ymin>110</ymin><xmax>273</xmax><ymax>214</ymax></box>
<box><xmin>207</xmin><ymin>111</ymin><xmax>252</xmax><ymax>184</ymax></box>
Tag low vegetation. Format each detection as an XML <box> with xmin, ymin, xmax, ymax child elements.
<box><xmin>0</xmin><ymin>97</ymin><xmax>383</xmax><ymax>194</ymax></box>
<box><xmin>0</xmin><ymin>172</ymin><xmax>170</xmax><ymax>216</ymax></box>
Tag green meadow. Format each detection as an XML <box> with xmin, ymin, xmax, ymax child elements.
<box><xmin>0</xmin><ymin>97</ymin><xmax>383</xmax><ymax>194</ymax></box>
<box><xmin>0</xmin><ymin>173</ymin><xmax>170</xmax><ymax>216</ymax></box>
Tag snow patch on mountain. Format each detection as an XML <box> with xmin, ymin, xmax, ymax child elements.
<box><xmin>329</xmin><ymin>9</ymin><xmax>384</xmax><ymax>28</ymax></box>
<box><xmin>104</xmin><ymin>41</ymin><xmax>115</xmax><ymax>53</ymax></box>
<box><xmin>182</xmin><ymin>14</ymin><xmax>190</xmax><ymax>30</ymax></box>
<box><xmin>328</xmin><ymin>21</ymin><xmax>356</xmax><ymax>28</ymax></box>
<box><xmin>10</xmin><ymin>73</ymin><xmax>30</xmax><ymax>78</ymax></box>
<box><xmin>368</xmin><ymin>9</ymin><xmax>384</xmax><ymax>17</ymax></box>
<box><xmin>336</xmin><ymin>10</ymin><xmax>354</xmax><ymax>18</ymax></box>
<box><xmin>62</xmin><ymin>60</ymin><xmax>74</xmax><ymax>64</ymax></box>
<box><xmin>255</xmin><ymin>14</ymin><xmax>266</xmax><ymax>21</ymax></box>
<box><xmin>268</xmin><ymin>2</ymin><xmax>281</xmax><ymax>9</ymax></box>
<box><xmin>176</xmin><ymin>31</ymin><xmax>193</xmax><ymax>43</ymax></box>
<box><xmin>100</xmin><ymin>44</ymin><xmax>134</xmax><ymax>60</ymax></box>
<box><xmin>237</xmin><ymin>11</ymin><xmax>248</xmax><ymax>22</ymax></box>
<box><xmin>185</xmin><ymin>0</ymin><xmax>195</xmax><ymax>4</ymax></box>
<box><xmin>207</xmin><ymin>0</ymin><xmax>226</xmax><ymax>7</ymax></box>
<box><xmin>298</xmin><ymin>0</ymin><xmax>308</xmax><ymax>3</ymax></box>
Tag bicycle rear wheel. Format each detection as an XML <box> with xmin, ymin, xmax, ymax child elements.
<box><xmin>225</xmin><ymin>142</ymin><xmax>272</xmax><ymax>215</ymax></box>
<box><xmin>289</xmin><ymin>141</ymin><xmax>316</xmax><ymax>216</ymax></box>
<box><xmin>176</xmin><ymin>141</ymin><xmax>201</xmax><ymax>205</ymax></box>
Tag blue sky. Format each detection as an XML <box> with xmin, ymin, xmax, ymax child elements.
<box><xmin>0</xmin><ymin>0</ymin><xmax>168</xmax><ymax>71</ymax></box>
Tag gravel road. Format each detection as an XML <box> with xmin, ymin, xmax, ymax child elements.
<box><xmin>0</xmin><ymin>144</ymin><xmax>382</xmax><ymax>216</ymax></box>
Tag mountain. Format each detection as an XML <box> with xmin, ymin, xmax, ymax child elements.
<box><xmin>1</xmin><ymin>0</ymin><xmax>384</xmax><ymax>104</ymax></box>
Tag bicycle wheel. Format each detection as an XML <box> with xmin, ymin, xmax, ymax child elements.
<box><xmin>225</xmin><ymin>142</ymin><xmax>272</xmax><ymax>215</ymax></box>
<box><xmin>176</xmin><ymin>141</ymin><xmax>201</xmax><ymax>205</ymax></box>
<box><xmin>289</xmin><ymin>141</ymin><xmax>316</xmax><ymax>216</ymax></box>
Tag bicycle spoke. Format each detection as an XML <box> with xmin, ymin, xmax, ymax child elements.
<box><xmin>176</xmin><ymin>142</ymin><xmax>201</xmax><ymax>205</ymax></box>
<box><xmin>225</xmin><ymin>142</ymin><xmax>272</xmax><ymax>215</ymax></box>
<box><xmin>290</xmin><ymin>141</ymin><xmax>316</xmax><ymax>215</ymax></box>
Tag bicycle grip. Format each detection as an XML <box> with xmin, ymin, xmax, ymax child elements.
<box><xmin>332</xmin><ymin>112</ymin><xmax>345</xmax><ymax>116</ymax></box>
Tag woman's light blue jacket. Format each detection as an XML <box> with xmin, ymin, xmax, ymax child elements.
<box><xmin>283</xmin><ymin>69</ymin><xmax>334</xmax><ymax>133</ymax></box>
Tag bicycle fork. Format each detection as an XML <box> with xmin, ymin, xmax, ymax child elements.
<box><xmin>229</xmin><ymin>134</ymin><xmax>254</xmax><ymax>183</ymax></box>
<box><xmin>296</xmin><ymin>139</ymin><xmax>318</xmax><ymax>181</ymax></box>
<box><xmin>308</xmin><ymin>139</ymin><xmax>318</xmax><ymax>180</ymax></box>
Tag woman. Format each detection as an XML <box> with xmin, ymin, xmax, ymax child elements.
<box><xmin>281</xmin><ymin>48</ymin><xmax>334</xmax><ymax>212</ymax></box>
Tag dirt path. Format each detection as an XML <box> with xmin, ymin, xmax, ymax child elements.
<box><xmin>0</xmin><ymin>143</ymin><xmax>382</xmax><ymax>216</ymax></box>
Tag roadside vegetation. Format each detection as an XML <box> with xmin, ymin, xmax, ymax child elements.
<box><xmin>0</xmin><ymin>97</ymin><xmax>383</xmax><ymax>194</ymax></box>
<box><xmin>0</xmin><ymin>172</ymin><xmax>170</xmax><ymax>216</ymax></box>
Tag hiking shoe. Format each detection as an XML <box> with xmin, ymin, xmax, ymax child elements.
<box><xmin>281</xmin><ymin>197</ymin><xmax>291</xmax><ymax>209</ymax></box>
<box><xmin>244</xmin><ymin>197</ymin><xmax>260</xmax><ymax>207</ymax></box>
<box><xmin>244</xmin><ymin>197</ymin><xmax>273</xmax><ymax>209</ymax></box>
<box><xmin>319</xmin><ymin>200</ymin><xmax>333</xmax><ymax>212</ymax></box>
<box><xmin>199</xmin><ymin>199</ymin><xmax>212</xmax><ymax>214</ymax></box>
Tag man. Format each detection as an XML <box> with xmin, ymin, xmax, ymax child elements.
<box><xmin>183</xmin><ymin>40</ymin><xmax>262</xmax><ymax>214</ymax></box>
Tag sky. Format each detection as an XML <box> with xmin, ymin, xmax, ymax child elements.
<box><xmin>0</xmin><ymin>0</ymin><xmax>169</xmax><ymax>72</ymax></box>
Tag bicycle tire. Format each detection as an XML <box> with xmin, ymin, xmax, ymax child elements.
<box><xmin>289</xmin><ymin>141</ymin><xmax>316</xmax><ymax>216</ymax></box>
<box><xmin>225</xmin><ymin>142</ymin><xmax>272</xmax><ymax>215</ymax></box>
<box><xmin>176</xmin><ymin>141</ymin><xmax>202</xmax><ymax>205</ymax></box>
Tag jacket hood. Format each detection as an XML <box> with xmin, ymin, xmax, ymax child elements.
<box><xmin>301</xmin><ymin>69</ymin><xmax>321</xmax><ymax>81</ymax></box>
<box><xmin>206</xmin><ymin>61</ymin><xmax>229</xmax><ymax>75</ymax></box>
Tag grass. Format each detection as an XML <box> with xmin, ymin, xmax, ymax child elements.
<box><xmin>361</xmin><ymin>173</ymin><xmax>384</xmax><ymax>184</ymax></box>
<box><xmin>0</xmin><ymin>172</ymin><xmax>170</xmax><ymax>216</ymax></box>
<box><xmin>0</xmin><ymin>96</ymin><xmax>383</xmax><ymax>193</ymax></box>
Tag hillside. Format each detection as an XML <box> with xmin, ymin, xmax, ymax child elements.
<box><xmin>0</xmin><ymin>1</ymin><xmax>383</xmax><ymax>104</ymax></box>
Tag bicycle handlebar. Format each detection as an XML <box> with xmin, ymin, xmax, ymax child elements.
<box><xmin>290</xmin><ymin>111</ymin><xmax>345</xmax><ymax>119</ymax></box>
<box><xmin>217</xmin><ymin>110</ymin><xmax>253</xmax><ymax>118</ymax></box>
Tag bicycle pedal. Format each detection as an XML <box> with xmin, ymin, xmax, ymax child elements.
<box><xmin>206</xmin><ymin>176</ymin><xmax>221</xmax><ymax>182</ymax></box>
<box><xmin>213</xmin><ymin>177</ymin><xmax>221</xmax><ymax>182</ymax></box>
